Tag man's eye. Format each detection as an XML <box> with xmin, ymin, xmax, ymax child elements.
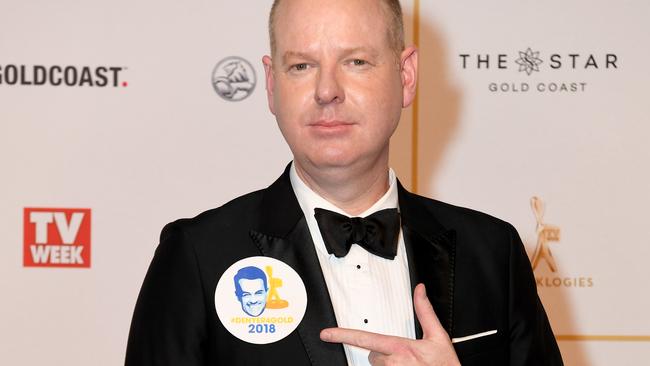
<box><xmin>291</xmin><ymin>63</ymin><xmax>309</xmax><ymax>71</ymax></box>
<box><xmin>352</xmin><ymin>59</ymin><xmax>367</xmax><ymax>66</ymax></box>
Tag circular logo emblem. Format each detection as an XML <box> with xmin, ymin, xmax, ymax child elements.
<box><xmin>212</xmin><ymin>56</ymin><xmax>256</xmax><ymax>101</ymax></box>
<box><xmin>214</xmin><ymin>256</ymin><xmax>307</xmax><ymax>344</ymax></box>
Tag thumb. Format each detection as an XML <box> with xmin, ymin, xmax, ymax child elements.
<box><xmin>414</xmin><ymin>283</ymin><xmax>445</xmax><ymax>340</ymax></box>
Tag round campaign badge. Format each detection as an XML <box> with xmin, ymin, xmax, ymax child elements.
<box><xmin>214</xmin><ymin>256</ymin><xmax>307</xmax><ymax>344</ymax></box>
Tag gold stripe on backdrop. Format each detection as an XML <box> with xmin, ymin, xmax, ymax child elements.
<box><xmin>411</xmin><ymin>0</ymin><xmax>420</xmax><ymax>193</ymax></box>
<box><xmin>557</xmin><ymin>335</ymin><xmax>650</xmax><ymax>342</ymax></box>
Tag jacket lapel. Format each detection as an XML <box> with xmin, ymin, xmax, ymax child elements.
<box><xmin>398</xmin><ymin>181</ymin><xmax>456</xmax><ymax>338</ymax></box>
<box><xmin>247</xmin><ymin>165</ymin><xmax>455</xmax><ymax>361</ymax></box>
<box><xmin>249</xmin><ymin>164</ymin><xmax>347</xmax><ymax>366</ymax></box>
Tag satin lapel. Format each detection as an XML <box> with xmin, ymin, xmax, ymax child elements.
<box><xmin>398</xmin><ymin>181</ymin><xmax>456</xmax><ymax>338</ymax></box>
<box><xmin>250</xmin><ymin>164</ymin><xmax>347</xmax><ymax>366</ymax></box>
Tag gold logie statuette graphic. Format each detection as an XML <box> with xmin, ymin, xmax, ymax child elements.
<box><xmin>265</xmin><ymin>266</ymin><xmax>289</xmax><ymax>309</ymax></box>
<box><xmin>530</xmin><ymin>197</ymin><xmax>560</xmax><ymax>272</ymax></box>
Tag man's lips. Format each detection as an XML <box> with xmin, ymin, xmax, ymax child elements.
<box><xmin>308</xmin><ymin>120</ymin><xmax>355</xmax><ymax>130</ymax></box>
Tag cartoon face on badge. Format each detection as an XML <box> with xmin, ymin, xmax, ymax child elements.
<box><xmin>233</xmin><ymin>266</ymin><xmax>268</xmax><ymax>317</ymax></box>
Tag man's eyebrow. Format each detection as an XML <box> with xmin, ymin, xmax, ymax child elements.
<box><xmin>282</xmin><ymin>51</ymin><xmax>314</xmax><ymax>65</ymax></box>
<box><xmin>281</xmin><ymin>47</ymin><xmax>381</xmax><ymax>65</ymax></box>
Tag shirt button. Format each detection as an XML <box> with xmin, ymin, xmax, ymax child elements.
<box><xmin>356</xmin><ymin>265</ymin><xmax>361</xmax><ymax>269</ymax></box>
<box><xmin>363</xmin><ymin>319</ymin><xmax>368</xmax><ymax>324</ymax></box>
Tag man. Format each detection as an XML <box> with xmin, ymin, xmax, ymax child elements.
<box><xmin>125</xmin><ymin>0</ymin><xmax>563</xmax><ymax>365</ymax></box>
<box><xmin>233</xmin><ymin>266</ymin><xmax>269</xmax><ymax>317</ymax></box>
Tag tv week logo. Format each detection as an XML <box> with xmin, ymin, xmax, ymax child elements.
<box><xmin>23</xmin><ymin>208</ymin><xmax>91</xmax><ymax>268</ymax></box>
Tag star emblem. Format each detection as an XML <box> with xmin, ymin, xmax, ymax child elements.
<box><xmin>515</xmin><ymin>48</ymin><xmax>543</xmax><ymax>75</ymax></box>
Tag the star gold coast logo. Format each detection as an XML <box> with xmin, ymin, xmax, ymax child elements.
<box><xmin>529</xmin><ymin>197</ymin><xmax>593</xmax><ymax>288</ymax></box>
<box><xmin>458</xmin><ymin>47</ymin><xmax>618</xmax><ymax>93</ymax></box>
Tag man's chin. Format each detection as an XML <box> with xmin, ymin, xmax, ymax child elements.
<box><xmin>304</xmin><ymin>149</ymin><xmax>360</xmax><ymax>169</ymax></box>
<box><xmin>303</xmin><ymin>149</ymin><xmax>387</xmax><ymax>174</ymax></box>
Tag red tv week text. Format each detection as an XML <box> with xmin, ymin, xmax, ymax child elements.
<box><xmin>23</xmin><ymin>208</ymin><xmax>91</xmax><ymax>268</ymax></box>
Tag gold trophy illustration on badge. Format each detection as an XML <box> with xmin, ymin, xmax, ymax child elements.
<box><xmin>530</xmin><ymin>196</ymin><xmax>560</xmax><ymax>272</ymax></box>
<box><xmin>265</xmin><ymin>266</ymin><xmax>289</xmax><ymax>309</ymax></box>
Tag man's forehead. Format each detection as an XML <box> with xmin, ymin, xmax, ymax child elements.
<box><xmin>273</xmin><ymin>0</ymin><xmax>391</xmax><ymax>54</ymax></box>
<box><xmin>276</xmin><ymin>0</ymin><xmax>386</xmax><ymax>26</ymax></box>
<box><xmin>276</xmin><ymin>0</ymin><xmax>386</xmax><ymax>13</ymax></box>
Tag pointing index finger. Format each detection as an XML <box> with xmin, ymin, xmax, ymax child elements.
<box><xmin>320</xmin><ymin>327</ymin><xmax>400</xmax><ymax>355</ymax></box>
<box><xmin>414</xmin><ymin>283</ymin><xmax>445</xmax><ymax>339</ymax></box>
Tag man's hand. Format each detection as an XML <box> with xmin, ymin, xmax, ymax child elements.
<box><xmin>320</xmin><ymin>284</ymin><xmax>460</xmax><ymax>366</ymax></box>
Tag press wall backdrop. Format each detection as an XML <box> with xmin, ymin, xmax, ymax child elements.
<box><xmin>1</xmin><ymin>1</ymin><xmax>648</xmax><ymax>365</ymax></box>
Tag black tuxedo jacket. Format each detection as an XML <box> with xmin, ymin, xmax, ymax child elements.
<box><xmin>126</xmin><ymin>166</ymin><xmax>563</xmax><ymax>365</ymax></box>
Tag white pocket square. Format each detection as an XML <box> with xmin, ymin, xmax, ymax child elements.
<box><xmin>451</xmin><ymin>329</ymin><xmax>498</xmax><ymax>344</ymax></box>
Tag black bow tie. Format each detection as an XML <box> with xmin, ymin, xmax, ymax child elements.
<box><xmin>313</xmin><ymin>208</ymin><xmax>401</xmax><ymax>260</ymax></box>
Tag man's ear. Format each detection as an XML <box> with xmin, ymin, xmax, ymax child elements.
<box><xmin>262</xmin><ymin>55</ymin><xmax>276</xmax><ymax>115</ymax></box>
<box><xmin>400</xmin><ymin>46</ymin><xmax>418</xmax><ymax>108</ymax></box>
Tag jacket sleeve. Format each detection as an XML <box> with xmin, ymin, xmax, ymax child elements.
<box><xmin>125</xmin><ymin>222</ymin><xmax>209</xmax><ymax>365</ymax></box>
<box><xmin>507</xmin><ymin>224</ymin><xmax>564</xmax><ymax>366</ymax></box>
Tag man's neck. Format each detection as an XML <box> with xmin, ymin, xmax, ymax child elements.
<box><xmin>293</xmin><ymin>156</ymin><xmax>390</xmax><ymax>216</ymax></box>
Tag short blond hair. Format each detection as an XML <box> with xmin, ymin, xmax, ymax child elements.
<box><xmin>268</xmin><ymin>0</ymin><xmax>405</xmax><ymax>57</ymax></box>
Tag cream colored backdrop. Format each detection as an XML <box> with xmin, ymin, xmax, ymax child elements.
<box><xmin>416</xmin><ymin>1</ymin><xmax>650</xmax><ymax>365</ymax></box>
<box><xmin>1</xmin><ymin>1</ymin><xmax>647</xmax><ymax>365</ymax></box>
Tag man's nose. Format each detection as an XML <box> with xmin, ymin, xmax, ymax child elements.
<box><xmin>315</xmin><ymin>65</ymin><xmax>345</xmax><ymax>105</ymax></box>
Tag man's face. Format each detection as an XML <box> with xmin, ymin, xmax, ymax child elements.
<box><xmin>264</xmin><ymin>0</ymin><xmax>417</xmax><ymax>172</ymax></box>
<box><xmin>237</xmin><ymin>278</ymin><xmax>268</xmax><ymax>317</ymax></box>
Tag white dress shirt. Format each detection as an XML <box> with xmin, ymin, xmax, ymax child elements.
<box><xmin>289</xmin><ymin>163</ymin><xmax>415</xmax><ymax>366</ymax></box>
